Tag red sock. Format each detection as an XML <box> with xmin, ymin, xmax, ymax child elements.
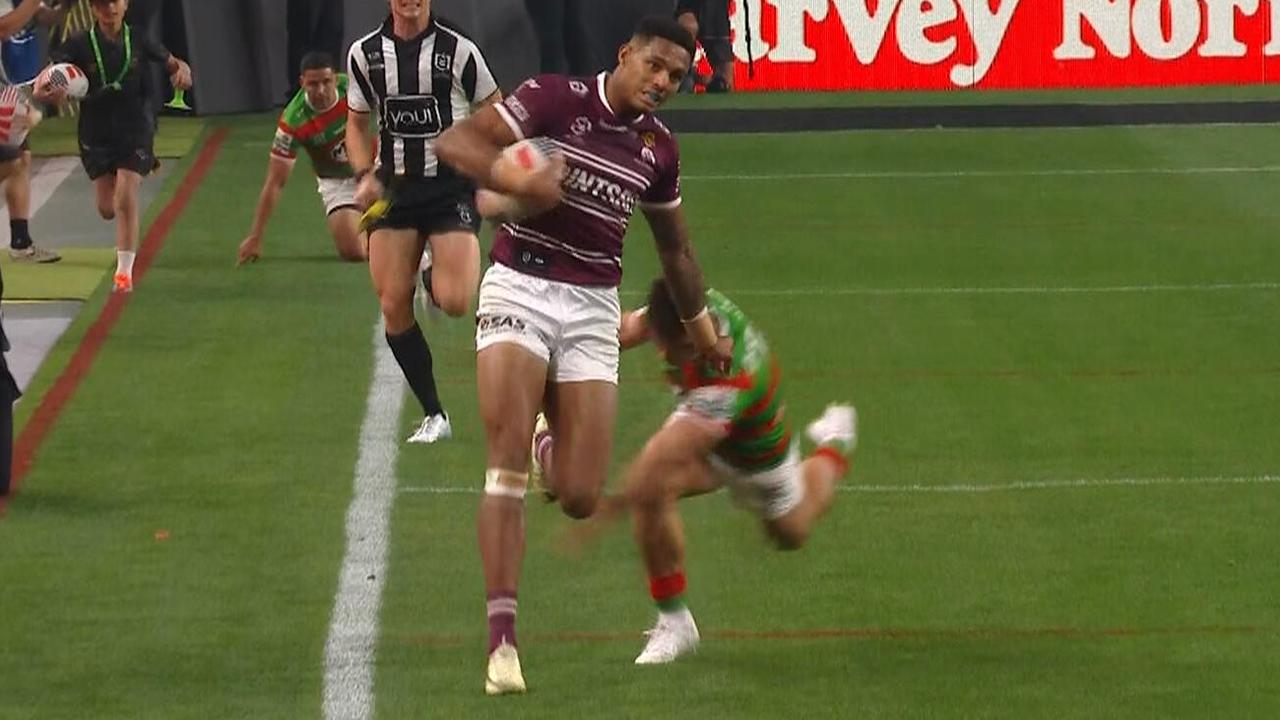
<box><xmin>813</xmin><ymin>446</ymin><xmax>849</xmax><ymax>475</ymax></box>
<box><xmin>649</xmin><ymin>572</ymin><xmax>687</xmax><ymax>612</ymax></box>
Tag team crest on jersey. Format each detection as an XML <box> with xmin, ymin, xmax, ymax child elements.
<box><xmin>434</xmin><ymin>52</ymin><xmax>451</xmax><ymax>73</ymax></box>
<box><xmin>570</xmin><ymin>116</ymin><xmax>592</xmax><ymax>136</ymax></box>
<box><xmin>640</xmin><ymin>132</ymin><xmax>656</xmax><ymax>148</ymax></box>
<box><xmin>568</xmin><ymin>80</ymin><xmax>588</xmax><ymax>96</ymax></box>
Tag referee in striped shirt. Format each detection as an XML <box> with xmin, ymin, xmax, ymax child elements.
<box><xmin>346</xmin><ymin>0</ymin><xmax>501</xmax><ymax>444</ymax></box>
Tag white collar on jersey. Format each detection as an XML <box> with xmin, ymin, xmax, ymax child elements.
<box><xmin>597</xmin><ymin>72</ymin><xmax>646</xmax><ymax>126</ymax></box>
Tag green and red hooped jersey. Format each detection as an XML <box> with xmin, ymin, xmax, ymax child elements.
<box><xmin>272</xmin><ymin>74</ymin><xmax>353</xmax><ymax>179</ymax></box>
<box><xmin>668</xmin><ymin>289</ymin><xmax>791</xmax><ymax>471</ymax></box>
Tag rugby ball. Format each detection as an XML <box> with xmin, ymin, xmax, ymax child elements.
<box><xmin>37</xmin><ymin>63</ymin><xmax>90</xmax><ymax>100</ymax></box>
<box><xmin>502</xmin><ymin>137</ymin><xmax>553</xmax><ymax>172</ymax></box>
<box><xmin>477</xmin><ymin>138</ymin><xmax>560</xmax><ymax>221</ymax></box>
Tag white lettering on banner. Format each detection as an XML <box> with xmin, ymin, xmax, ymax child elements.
<box><xmin>897</xmin><ymin>0</ymin><xmax>958</xmax><ymax>66</ymax></box>
<box><xmin>731</xmin><ymin>1</ymin><xmax>1280</xmax><ymax>89</ymax></box>
<box><xmin>1269</xmin><ymin>0</ymin><xmax>1280</xmax><ymax>53</ymax></box>
<box><xmin>1056</xmin><ymin>0</ymin><xmax>1279</xmax><ymax>61</ymax></box>
<box><xmin>729</xmin><ymin>0</ymin><xmax>1021</xmax><ymax>87</ymax></box>
<box><xmin>1200</xmin><ymin>0</ymin><xmax>1258</xmax><ymax>57</ymax></box>
<box><xmin>1133</xmin><ymin>0</ymin><xmax>1200</xmax><ymax>59</ymax></box>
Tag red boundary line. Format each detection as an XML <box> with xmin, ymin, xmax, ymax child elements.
<box><xmin>1</xmin><ymin>128</ymin><xmax>229</xmax><ymax>515</ymax></box>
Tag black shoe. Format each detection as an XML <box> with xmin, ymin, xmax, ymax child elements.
<box><xmin>706</xmin><ymin>76</ymin><xmax>730</xmax><ymax>93</ymax></box>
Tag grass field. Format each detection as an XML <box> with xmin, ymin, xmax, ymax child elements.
<box><xmin>1</xmin><ymin>108</ymin><xmax>1278</xmax><ymax>719</ymax></box>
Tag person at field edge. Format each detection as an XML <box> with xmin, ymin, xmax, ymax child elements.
<box><xmin>345</xmin><ymin>0</ymin><xmax>502</xmax><ymax>444</ymax></box>
<box><xmin>34</xmin><ymin>0</ymin><xmax>192</xmax><ymax>294</ymax></box>
<box><xmin>549</xmin><ymin>279</ymin><xmax>858</xmax><ymax>663</ymax></box>
<box><xmin>0</xmin><ymin>0</ymin><xmax>68</xmax><ymax>264</ymax></box>
<box><xmin>239</xmin><ymin>51</ymin><xmax>367</xmax><ymax>265</ymax></box>
<box><xmin>434</xmin><ymin>14</ymin><xmax>732</xmax><ymax>695</ymax></box>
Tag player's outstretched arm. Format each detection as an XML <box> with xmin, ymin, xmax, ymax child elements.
<box><xmin>644</xmin><ymin>206</ymin><xmax>728</xmax><ymax>368</ymax></box>
<box><xmin>239</xmin><ymin>156</ymin><xmax>294</xmax><ymax>266</ymax></box>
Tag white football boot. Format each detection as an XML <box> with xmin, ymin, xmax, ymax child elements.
<box><xmin>805</xmin><ymin>404</ymin><xmax>858</xmax><ymax>456</ymax></box>
<box><xmin>407</xmin><ymin>413</ymin><xmax>452</xmax><ymax>444</ymax></box>
<box><xmin>528</xmin><ymin>412</ymin><xmax>556</xmax><ymax>501</ymax></box>
<box><xmin>485</xmin><ymin>641</ymin><xmax>527</xmax><ymax>695</ymax></box>
<box><xmin>634</xmin><ymin>608</ymin><xmax>700</xmax><ymax>665</ymax></box>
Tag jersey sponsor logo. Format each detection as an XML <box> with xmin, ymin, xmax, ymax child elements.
<box><xmin>681</xmin><ymin>386</ymin><xmax>738</xmax><ymax>423</ymax></box>
<box><xmin>563</xmin><ymin>167</ymin><xmax>639</xmax><ymax>215</ymax></box>
<box><xmin>330</xmin><ymin>142</ymin><xmax>349</xmax><ymax>164</ymax></box>
<box><xmin>570</xmin><ymin>116</ymin><xmax>592</xmax><ymax>136</ymax></box>
<box><xmin>271</xmin><ymin>129</ymin><xmax>294</xmax><ymax>156</ymax></box>
<box><xmin>383</xmin><ymin>95</ymin><xmax>443</xmax><ymax>137</ymax></box>
<box><xmin>568</xmin><ymin>80</ymin><xmax>588</xmax><ymax>96</ymax></box>
<box><xmin>640</xmin><ymin>147</ymin><xmax>656</xmax><ymax>166</ymax></box>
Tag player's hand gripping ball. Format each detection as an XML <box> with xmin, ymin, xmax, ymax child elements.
<box><xmin>476</xmin><ymin>138</ymin><xmax>562</xmax><ymax>222</ymax></box>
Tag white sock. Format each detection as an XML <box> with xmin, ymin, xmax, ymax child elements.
<box><xmin>116</xmin><ymin>251</ymin><xmax>136</xmax><ymax>277</ymax></box>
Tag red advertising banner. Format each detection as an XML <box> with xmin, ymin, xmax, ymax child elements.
<box><xmin>728</xmin><ymin>0</ymin><xmax>1280</xmax><ymax>90</ymax></box>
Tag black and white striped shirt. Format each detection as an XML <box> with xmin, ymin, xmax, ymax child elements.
<box><xmin>347</xmin><ymin>15</ymin><xmax>498</xmax><ymax>183</ymax></box>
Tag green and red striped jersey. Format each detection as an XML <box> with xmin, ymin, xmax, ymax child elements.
<box><xmin>669</xmin><ymin>289</ymin><xmax>791</xmax><ymax>471</ymax></box>
<box><xmin>271</xmin><ymin>75</ymin><xmax>353</xmax><ymax>179</ymax></box>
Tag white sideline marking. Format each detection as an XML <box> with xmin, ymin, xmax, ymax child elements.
<box><xmin>682</xmin><ymin>165</ymin><xmax>1280</xmax><ymax>181</ymax></box>
<box><xmin>0</xmin><ymin>157</ymin><xmax>79</xmax><ymax>225</ymax></box>
<box><xmin>618</xmin><ymin>282</ymin><xmax>1280</xmax><ymax>298</ymax></box>
<box><xmin>323</xmin><ymin>319</ymin><xmax>405</xmax><ymax>720</ymax></box>
<box><xmin>400</xmin><ymin>475</ymin><xmax>1280</xmax><ymax>496</ymax></box>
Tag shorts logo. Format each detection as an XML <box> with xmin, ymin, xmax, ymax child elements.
<box><xmin>477</xmin><ymin>313</ymin><xmax>529</xmax><ymax>340</ymax></box>
<box><xmin>456</xmin><ymin>201</ymin><xmax>473</xmax><ymax>225</ymax></box>
<box><xmin>570</xmin><ymin>116</ymin><xmax>592</xmax><ymax>136</ymax></box>
<box><xmin>568</xmin><ymin>80</ymin><xmax>588</xmax><ymax>96</ymax></box>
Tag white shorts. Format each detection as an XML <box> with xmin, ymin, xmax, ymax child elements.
<box><xmin>475</xmin><ymin>262</ymin><xmax>621</xmax><ymax>384</ymax></box>
<box><xmin>317</xmin><ymin>176</ymin><xmax>358</xmax><ymax>215</ymax></box>
<box><xmin>709</xmin><ymin>444</ymin><xmax>804</xmax><ymax>520</ymax></box>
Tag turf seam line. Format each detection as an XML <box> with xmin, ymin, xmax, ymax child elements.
<box><xmin>1</xmin><ymin>127</ymin><xmax>229</xmax><ymax>514</ymax></box>
<box><xmin>682</xmin><ymin>164</ymin><xmax>1280</xmax><ymax>181</ymax></box>
<box><xmin>322</xmin><ymin>318</ymin><xmax>405</xmax><ymax>720</ymax></box>
<box><xmin>398</xmin><ymin>623</ymin><xmax>1276</xmax><ymax>647</ymax></box>
<box><xmin>617</xmin><ymin>281</ymin><xmax>1280</xmax><ymax>298</ymax></box>
<box><xmin>398</xmin><ymin>474</ymin><xmax>1280</xmax><ymax>496</ymax></box>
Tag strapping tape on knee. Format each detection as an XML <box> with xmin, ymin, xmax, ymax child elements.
<box><xmin>484</xmin><ymin>468</ymin><xmax>528</xmax><ymax>499</ymax></box>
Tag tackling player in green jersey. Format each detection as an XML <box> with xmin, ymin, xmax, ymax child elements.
<box><xmin>238</xmin><ymin>51</ymin><xmax>367</xmax><ymax>264</ymax></box>
<box><xmin>538</xmin><ymin>278</ymin><xmax>858</xmax><ymax>665</ymax></box>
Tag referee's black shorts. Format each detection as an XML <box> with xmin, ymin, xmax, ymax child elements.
<box><xmin>371</xmin><ymin>176</ymin><xmax>482</xmax><ymax>237</ymax></box>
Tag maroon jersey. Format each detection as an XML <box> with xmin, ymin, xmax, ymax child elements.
<box><xmin>491</xmin><ymin>73</ymin><xmax>682</xmax><ymax>287</ymax></box>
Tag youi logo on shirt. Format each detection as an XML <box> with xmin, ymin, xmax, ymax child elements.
<box><xmin>383</xmin><ymin>95</ymin><xmax>443</xmax><ymax>137</ymax></box>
